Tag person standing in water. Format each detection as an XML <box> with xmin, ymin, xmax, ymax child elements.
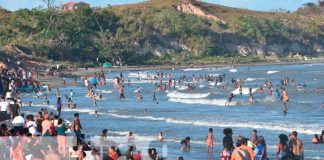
<box><xmin>205</xmin><ymin>128</ymin><xmax>215</xmax><ymax>152</ymax></box>
<box><xmin>72</xmin><ymin>113</ymin><xmax>83</xmax><ymax>142</ymax></box>
<box><xmin>225</xmin><ymin>93</ymin><xmax>235</xmax><ymax>106</ymax></box>
<box><xmin>119</xmin><ymin>86</ymin><xmax>125</xmax><ymax>100</ymax></box>
<box><xmin>181</xmin><ymin>137</ymin><xmax>191</xmax><ymax>151</ymax></box>
<box><xmin>56</xmin><ymin>97</ymin><xmax>62</xmax><ymax>117</ymax></box>
<box><xmin>289</xmin><ymin>131</ymin><xmax>304</xmax><ymax>160</ymax></box>
<box><xmin>153</xmin><ymin>92</ymin><xmax>158</xmax><ymax>104</ymax></box>
<box><xmin>70</xmin><ymin>90</ymin><xmax>74</xmax><ymax>100</ymax></box>
<box><xmin>282</xmin><ymin>90</ymin><xmax>289</xmax><ymax>114</ymax></box>
<box><xmin>84</xmin><ymin>78</ymin><xmax>89</xmax><ymax>89</ymax></box>
<box><xmin>252</xmin><ymin>130</ymin><xmax>258</xmax><ymax>146</ymax></box>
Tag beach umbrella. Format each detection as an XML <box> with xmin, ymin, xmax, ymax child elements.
<box><xmin>102</xmin><ymin>62</ymin><xmax>112</xmax><ymax>68</ymax></box>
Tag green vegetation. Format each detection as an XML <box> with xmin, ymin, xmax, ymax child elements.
<box><xmin>0</xmin><ymin>0</ymin><xmax>323</xmax><ymax>66</ymax></box>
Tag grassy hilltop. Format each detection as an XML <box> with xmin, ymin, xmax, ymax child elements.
<box><xmin>0</xmin><ymin>0</ymin><xmax>323</xmax><ymax>67</ymax></box>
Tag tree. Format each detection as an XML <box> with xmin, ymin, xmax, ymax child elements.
<box><xmin>40</xmin><ymin>0</ymin><xmax>58</xmax><ymax>9</ymax></box>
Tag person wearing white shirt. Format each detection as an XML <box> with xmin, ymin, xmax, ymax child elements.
<box><xmin>0</xmin><ymin>99</ymin><xmax>9</xmax><ymax>113</ymax></box>
<box><xmin>12</xmin><ymin>113</ymin><xmax>25</xmax><ymax>128</ymax></box>
<box><xmin>25</xmin><ymin>115</ymin><xmax>37</xmax><ymax>136</ymax></box>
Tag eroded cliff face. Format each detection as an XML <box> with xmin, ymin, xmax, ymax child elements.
<box><xmin>175</xmin><ymin>1</ymin><xmax>227</xmax><ymax>24</ymax></box>
<box><xmin>225</xmin><ymin>42</ymin><xmax>324</xmax><ymax>59</ymax></box>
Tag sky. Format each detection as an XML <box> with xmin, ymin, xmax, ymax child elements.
<box><xmin>0</xmin><ymin>0</ymin><xmax>319</xmax><ymax>12</ymax></box>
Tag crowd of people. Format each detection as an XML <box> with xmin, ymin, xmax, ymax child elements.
<box><xmin>1</xmin><ymin>64</ymin><xmax>323</xmax><ymax>160</ymax></box>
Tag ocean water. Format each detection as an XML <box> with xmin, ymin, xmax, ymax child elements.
<box><xmin>21</xmin><ymin>63</ymin><xmax>324</xmax><ymax>159</ymax></box>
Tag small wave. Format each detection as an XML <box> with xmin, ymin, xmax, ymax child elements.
<box><xmin>246</xmin><ymin>78</ymin><xmax>265</xmax><ymax>82</ymax></box>
<box><xmin>96</xmin><ymin>89</ymin><xmax>112</xmax><ymax>94</ymax></box>
<box><xmin>231</xmin><ymin>87</ymin><xmax>257</xmax><ymax>95</ymax></box>
<box><xmin>209</xmin><ymin>74</ymin><xmax>219</xmax><ymax>77</ymax></box>
<box><xmin>267</xmin><ymin>70</ymin><xmax>279</xmax><ymax>74</ymax></box>
<box><xmin>229</xmin><ymin>68</ymin><xmax>238</xmax><ymax>73</ymax></box>
<box><xmin>167</xmin><ymin>91</ymin><xmax>210</xmax><ymax>99</ymax></box>
<box><xmin>165</xmin><ymin>119</ymin><xmax>319</xmax><ymax>135</ymax></box>
<box><xmin>209</xmin><ymin>82</ymin><xmax>222</xmax><ymax>86</ymax></box>
<box><xmin>133</xmin><ymin>88</ymin><xmax>141</xmax><ymax>93</ymax></box>
<box><xmin>176</xmin><ymin>85</ymin><xmax>188</xmax><ymax>90</ymax></box>
<box><xmin>25</xmin><ymin>103</ymin><xmax>56</xmax><ymax>110</ymax></box>
<box><xmin>128</xmin><ymin>72</ymin><xmax>157</xmax><ymax>80</ymax></box>
<box><xmin>63</xmin><ymin>108</ymin><xmax>96</xmax><ymax>113</ymax></box>
<box><xmin>106</xmin><ymin>113</ymin><xmax>320</xmax><ymax>135</ymax></box>
<box><xmin>108</xmin><ymin>113</ymin><xmax>165</xmax><ymax>121</ymax></box>
<box><xmin>182</xmin><ymin>68</ymin><xmax>204</xmax><ymax>72</ymax></box>
<box><xmin>168</xmin><ymin>98</ymin><xmax>236</xmax><ymax>106</ymax></box>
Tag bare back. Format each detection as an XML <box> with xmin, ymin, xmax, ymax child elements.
<box><xmin>290</xmin><ymin>138</ymin><xmax>303</xmax><ymax>156</ymax></box>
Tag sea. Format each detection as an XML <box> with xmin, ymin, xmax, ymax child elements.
<box><xmin>21</xmin><ymin>63</ymin><xmax>324</xmax><ymax>160</ymax></box>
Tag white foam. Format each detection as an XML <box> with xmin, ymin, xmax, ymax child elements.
<box><xmin>176</xmin><ymin>85</ymin><xmax>188</xmax><ymax>90</ymax></box>
<box><xmin>209</xmin><ymin>74</ymin><xmax>219</xmax><ymax>77</ymax></box>
<box><xmin>106</xmin><ymin>113</ymin><xmax>320</xmax><ymax>135</ymax></box>
<box><xmin>231</xmin><ymin>87</ymin><xmax>257</xmax><ymax>95</ymax></box>
<box><xmin>128</xmin><ymin>72</ymin><xmax>157</xmax><ymax>80</ymax></box>
<box><xmin>63</xmin><ymin>108</ymin><xmax>96</xmax><ymax>114</ymax></box>
<box><xmin>108</xmin><ymin>113</ymin><xmax>165</xmax><ymax>121</ymax></box>
<box><xmin>96</xmin><ymin>89</ymin><xmax>112</xmax><ymax>94</ymax></box>
<box><xmin>25</xmin><ymin>103</ymin><xmax>56</xmax><ymax>110</ymax></box>
<box><xmin>198</xmin><ymin>85</ymin><xmax>205</xmax><ymax>88</ymax></box>
<box><xmin>167</xmin><ymin>91</ymin><xmax>210</xmax><ymax>99</ymax></box>
<box><xmin>168</xmin><ymin>98</ymin><xmax>235</xmax><ymax>106</ymax></box>
<box><xmin>182</xmin><ymin>68</ymin><xmax>204</xmax><ymax>71</ymax></box>
<box><xmin>267</xmin><ymin>70</ymin><xmax>279</xmax><ymax>74</ymax></box>
<box><xmin>209</xmin><ymin>82</ymin><xmax>222</xmax><ymax>86</ymax></box>
<box><xmin>165</xmin><ymin>118</ymin><xmax>319</xmax><ymax>135</ymax></box>
<box><xmin>133</xmin><ymin>88</ymin><xmax>141</xmax><ymax>93</ymax></box>
<box><xmin>246</xmin><ymin>78</ymin><xmax>265</xmax><ymax>82</ymax></box>
<box><xmin>229</xmin><ymin>68</ymin><xmax>238</xmax><ymax>72</ymax></box>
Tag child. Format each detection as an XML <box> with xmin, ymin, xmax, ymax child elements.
<box><xmin>205</xmin><ymin>128</ymin><xmax>215</xmax><ymax>152</ymax></box>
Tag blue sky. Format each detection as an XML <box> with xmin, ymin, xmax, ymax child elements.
<box><xmin>0</xmin><ymin>0</ymin><xmax>319</xmax><ymax>11</ymax></box>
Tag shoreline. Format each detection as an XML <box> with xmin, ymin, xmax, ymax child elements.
<box><xmin>37</xmin><ymin>60</ymin><xmax>324</xmax><ymax>88</ymax></box>
<box><xmin>66</xmin><ymin>59</ymin><xmax>324</xmax><ymax>75</ymax></box>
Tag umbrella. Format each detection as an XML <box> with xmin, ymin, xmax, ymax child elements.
<box><xmin>102</xmin><ymin>62</ymin><xmax>112</xmax><ymax>68</ymax></box>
